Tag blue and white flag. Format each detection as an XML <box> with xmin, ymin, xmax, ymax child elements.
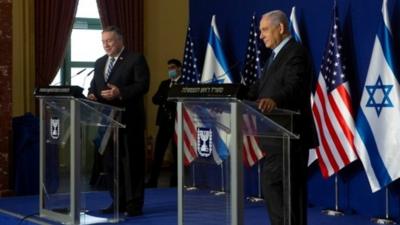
<box><xmin>289</xmin><ymin>6</ymin><xmax>302</xmax><ymax>43</ymax></box>
<box><xmin>354</xmin><ymin>0</ymin><xmax>400</xmax><ymax>192</ymax></box>
<box><xmin>201</xmin><ymin>15</ymin><xmax>233</xmax><ymax>84</ymax></box>
<box><xmin>289</xmin><ymin>6</ymin><xmax>319</xmax><ymax>167</ymax></box>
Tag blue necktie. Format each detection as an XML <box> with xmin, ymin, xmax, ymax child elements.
<box><xmin>105</xmin><ymin>57</ymin><xmax>115</xmax><ymax>81</ymax></box>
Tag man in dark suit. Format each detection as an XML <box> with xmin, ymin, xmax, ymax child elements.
<box><xmin>247</xmin><ymin>10</ymin><xmax>318</xmax><ymax>225</ymax></box>
<box><xmin>146</xmin><ymin>59</ymin><xmax>181</xmax><ymax>188</ymax></box>
<box><xmin>88</xmin><ymin>26</ymin><xmax>150</xmax><ymax>216</ymax></box>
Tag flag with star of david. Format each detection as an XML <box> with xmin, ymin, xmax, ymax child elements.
<box><xmin>312</xmin><ymin>2</ymin><xmax>358</xmax><ymax>178</ymax></box>
<box><xmin>354</xmin><ymin>0</ymin><xmax>400</xmax><ymax>192</ymax></box>
<box><xmin>289</xmin><ymin>6</ymin><xmax>319</xmax><ymax>167</ymax></box>
<box><xmin>201</xmin><ymin>15</ymin><xmax>233</xmax><ymax>84</ymax></box>
<box><xmin>289</xmin><ymin>6</ymin><xmax>302</xmax><ymax>43</ymax></box>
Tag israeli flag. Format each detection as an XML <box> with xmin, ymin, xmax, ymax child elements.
<box><xmin>201</xmin><ymin>15</ymin><xmax>233</xmax><ymax>84</ymax></box>
<box><xmin>289</xmin><ymin>6</ymin><xmax>302</xmax><ymax>43</ymax></box>
<box><xmin>354</xmin><ymin>0</ymin><xmax>400</xmax><ymax>192</ymax></box>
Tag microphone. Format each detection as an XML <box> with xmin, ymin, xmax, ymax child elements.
<box><xmin>71</xmin><ymin>68</ymin><xmax>87</xmax><ymax>79</ymax></box>
<box><xmin>52</xmin><ymin>68</ymin><xmax>87</xmax><ymax>86</ymax></box>
<box><xmin>82</xmin><ymin>68</ymin><xmax>95</xmax><ymax>92</ymax></box>
<box><xmin>86</xmin><ymin>68</ymin><xmax>95</xmax><ymax>76</ymax></box>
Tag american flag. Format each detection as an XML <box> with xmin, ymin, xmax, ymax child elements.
<box><xmin>312</xmin><ymin>4</ymin><xmax>358</xmax><ymax>177</ymax></box>
<box><xmin>174</xmin><ymin>26</ymin><xmax>201</xmax><ymax>166</ymax></box>
<box><xmin>181</xmin><ymin>27</ymin><xmax>200</xmax><ymax>84</ymax></box>
<box><xmin>241</xmin><ymin>15</ymin><xmax>262</xmax><ymax>86</ymax></box>
<box><xmin>241</xmin><ymin>15</ymin><xmax>265</xmax><ymax>167</ymax></box>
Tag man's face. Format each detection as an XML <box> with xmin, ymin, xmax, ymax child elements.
<box><xmin>259</xmin><ymin>16</ymin><xmax>284</xmax><ymax>49</ymax></box>
<box><xmin>167</xmin><ymin>64</ymin><xmax>181</xmax><ymax>79</ymax></box>
<box><xmin>102</xmin><ymin>31</ymin><xmax>123</xmax><ymax>57</ymax></box>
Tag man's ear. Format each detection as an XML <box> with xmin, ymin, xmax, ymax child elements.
<box><xmin>279</xmin><ymin>23</ymin><xmax>285</xmax><ymax>35</ymax></box>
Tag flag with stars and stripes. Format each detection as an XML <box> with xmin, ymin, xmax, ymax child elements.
<box><xmin>241</xmin><ymin>15</ymin><xmax>262</xmax><ymax>86</ymax></box>
<box><xmin>354</xmin><ymin>0</ymin><xmax>400</xmax><ymax>192</ymax></box>
<box><xmin>181</xmin><ymin>26</ymin><xmax>200</xmax><ymax>84</ymax></box>
<box><xmin>312</xmin><ymin>2</ymin><xmax>358</xmax><ymax>178</ymax></box>
<box><xmin>174</xmin><ymin>26</ymin><xmax>201</xmax><ymax>166</ymax></box>
<box><xmin>241</xmin><ymin>15</ymin><xmax>265</xmax><ymax>167</ymax></box>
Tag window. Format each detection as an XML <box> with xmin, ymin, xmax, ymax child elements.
<box><xmin>51</xmin><ymin>0</ymin><xmax>103</xmax><ymax>96</ymax></box>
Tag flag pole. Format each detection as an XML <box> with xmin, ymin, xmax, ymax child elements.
<box><xmin>185</xmin><ymin>163</ymin><xmax>198</xmax><ymax>191</ymax></box>
<box><xmin>210</xmin><ymin>163</ymin><xmax>226</xmax><ymax>196</ymax></box>
<box><xmin>247</xmin><ymin>162</ymin><xmax>264</xmax><ymax>203</ymax></box>
<box><xmin>321</xmin><ymin>174</ymin><xmax>344</xmax><ymax>216</ymax></box>
<box><xmin>248</xmin><ymin>163</ymin><xmax>264</xmax><ymax>202</ymax></box>
<box><xmin>371</xmin><ymin>187</ymin><xmax>397</xmax><ymax>224</ymax></box>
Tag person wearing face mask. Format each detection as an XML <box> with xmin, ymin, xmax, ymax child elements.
<box><xmin>146</xmin><ymin>59</ymin><xmax>182</xmax><ymax>188</ymax></box>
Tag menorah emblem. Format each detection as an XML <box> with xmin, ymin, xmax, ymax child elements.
<box><xmin>197</xmin><ymin>127</ymin><xmax>212</xmax><ymax>157</ymax></box>
<box><xmin>50</xmin><ymin>117</ymin><xmax>60</xmax><ymax>139</ymax></box>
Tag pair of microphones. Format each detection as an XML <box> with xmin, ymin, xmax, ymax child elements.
<box><xmin>52</xmin><ymin>68</ymin><xmax>94</xmax><ymax>86</ymax></box>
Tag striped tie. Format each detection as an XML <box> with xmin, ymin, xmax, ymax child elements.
<box><xmin>105</xmin><ymin>57</ymin><xmax>115</xmax><ymax>81</ymax></box>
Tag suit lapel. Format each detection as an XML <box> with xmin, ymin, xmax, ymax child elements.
<box><xmin>107</xmin><ymin>49</ymin><xmax>128</xmax><ymax>82</ymax></box>
<box><xmin>96</xmin><ymin>56</ymin><xmax>108</xmax><ymax>82</ymax></box>
<box><xmin>258</xmin><ymin>39</ymin><xmax>295</xmax><ymax>89</ymax></box>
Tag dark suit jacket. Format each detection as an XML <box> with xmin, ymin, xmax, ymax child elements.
<box><xmin>88</xmin><ymin>49</ymin><xmax>150</xmax><ymax>130</ymax></box>
<box><xmin>248</xmin><ymin>38</ymin><xmax>318</xmax><ymax>149</ymax></box>
<box><xmin>152</xmin><ymin>78</ymin><xmax>178</xmax><ymax>127</ymax></box>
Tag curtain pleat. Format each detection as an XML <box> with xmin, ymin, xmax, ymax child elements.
<box><xmin>34</xmin><ymin>0</ymin><xmax>78</xmax><ymax>87</ymax></box>
<box><xmin>97</xmin><ymin>0</ymin><xmax>144</xmax><ymax>53</ymax></box>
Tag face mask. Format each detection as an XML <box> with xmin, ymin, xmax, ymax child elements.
<box><xmin>168</xmin><ymin>69</ymin><xmax>177</xmax><ymax>79</ymax></box>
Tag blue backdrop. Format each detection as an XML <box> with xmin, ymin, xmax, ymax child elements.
<box><xmin>188</xmin><ymin>0</ymin><xmax>400</xmax><ymax>221</ymax></box>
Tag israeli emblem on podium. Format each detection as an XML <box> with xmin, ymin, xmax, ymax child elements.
<box><xmin>50</xmin><ymin>117</ymin><xmax>60</xmax><ymax>140</ymax></box>
<box><xmin>197</xmin><ymin>127</ymin><xmax>212</xmax><ymax>157</ymax></box>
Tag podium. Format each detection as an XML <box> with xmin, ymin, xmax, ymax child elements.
<box><xmin>35</xmin><ymin>86</ymin><xmax>125</xmax><ymax>224</ymax></box>
<box><xmin>169</xmin><ymin>84</ymin><xmax>299</xmax><ymax>225</ymax></box>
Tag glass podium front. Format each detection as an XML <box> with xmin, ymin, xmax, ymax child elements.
<box><xmin>36</xmin><ymin>95</ymin><xmax>125</xmax><ymax>225</ymax></box>
<box><xmin>172</xmin><ymin>96</ymin><xmax>299</xmax><ymax>225</ymax></box>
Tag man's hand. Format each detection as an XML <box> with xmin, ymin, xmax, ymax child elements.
<box><xmin>257</xmin><ymin>98</ymin><xmax>277</xmax><ymax>113</ymax></box>
<box><xmin>101</xmin><ymin>83</ymin><xmax>121</xmax><ymax>101</ymax></box>
<box><xmin>87</xmin><ymin>93</ymin><xmax>97</xmax><ymax>101</ymax></box>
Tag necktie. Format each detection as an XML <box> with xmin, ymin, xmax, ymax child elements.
<box><xmin>266</xmin><ymin>51</ymin><xmax>275</xmax><ymax>70</ymax></box>
<box><xmin>105</xmin><ymin>57</ymin><xmax>115</xmax><ymax>81</ymax></box>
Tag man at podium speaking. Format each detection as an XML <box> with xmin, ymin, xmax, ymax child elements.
<box><xmin>247</xmin><ymin>10</ymin><xmax>318</xmax><ymax>225</ymax></box>
<box><xmin>87</xmin><ymin>25</ymin><xmax>150</xmax><ymax>216</ymax></box>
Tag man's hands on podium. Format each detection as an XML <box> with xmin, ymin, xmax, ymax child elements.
<box><xmin>257</xmin><ymin>98</ymin><xmax>277</xmax><ymax>113</ymax></box>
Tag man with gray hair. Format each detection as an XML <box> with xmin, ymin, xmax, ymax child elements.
<box><xmin>88</xmin><ymin>25</ymin><xmax>150</xmax><ymax>216</ymax></box>
<box><xmin>247</xmin><ymin>10</ymin><xmax>318</xmax><ymax>225</ymax></box>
